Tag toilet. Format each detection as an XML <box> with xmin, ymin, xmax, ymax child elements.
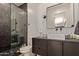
<box><xmin>20</xmin><ymin>46</ymin><xmax>33</xmax><ymax>56</ymax></box>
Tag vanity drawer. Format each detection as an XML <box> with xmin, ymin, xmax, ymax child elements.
<box><xmin>63</xmin><ymin>41</ymin><xmax>79</xmax><ymax>56</ymax></box>
<box><xmin>38</xmin><ymin>47</ymin><xmax>47</xmax><ymax>56</ymax></box>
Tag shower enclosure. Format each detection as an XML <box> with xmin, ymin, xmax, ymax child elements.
<box><xmin>0</xmin><ymin>3</ymin><xmax>27</xmax><ymax>55</ymax></box>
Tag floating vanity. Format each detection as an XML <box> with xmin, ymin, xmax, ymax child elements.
<box><xmin>32</xmin><ymin>37</ymin><xmax>79</xmax><ymax>56</ymax></box>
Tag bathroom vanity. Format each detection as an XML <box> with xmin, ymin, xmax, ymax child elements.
<box><xmin>32</xmin><ymin>38</ymin><xmax>79</xmax><ymax>56</ymax></box>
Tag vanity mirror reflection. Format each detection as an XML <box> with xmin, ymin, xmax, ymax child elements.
<box><xmin>46</xmin><ymin>3</ymin><xmax>75</xmax><ymax>29</ymax></box>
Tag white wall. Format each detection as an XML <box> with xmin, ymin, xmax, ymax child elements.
<box><xmin>27</xmin><ymin>3</ymin><xmax>40</xmax><ymax>46</ymax></box>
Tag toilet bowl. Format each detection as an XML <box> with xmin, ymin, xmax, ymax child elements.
<box><xmin>20</xmin><ymin>46</ymin><xmax>33</xmax><ymax>56</ymax></box>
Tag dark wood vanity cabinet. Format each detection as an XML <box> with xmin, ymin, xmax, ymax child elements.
<box><xmin>63</xmin><ymin>41</ymin><xmax>79</xmax><ymax>56</ymax></box>
<box><xmin>48</xmin><ymin>40</ymin><xmax>62</xmax><ymax>56</ymax></box>
<box><xmin>32</xmin><ymin>38</ymin><xmax>79</xmax><ymax>56</ymax></box>
<box><xmin>38</xmin><ymin>39</ymin><xmax>47</xmax><ymax>56</ymax></box>
<box><xmin>32</xmin><ymin>38</ymin><xmax>47</xmax><ymax>56</ymax></box>
<box><xmin>32</xmin><ymin>38</ymin><xmax>38</xmax><ymax>54</ymax></box>
<box><xmin>32</xmin><ymin>38</ymin><xmax>62</xmax><ymax>56</ymax></box>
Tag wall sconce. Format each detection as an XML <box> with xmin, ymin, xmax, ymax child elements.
<box><xmin>43</xmin><ymin>15</ymin><xmax>46</xmax><ymax>19</ymax></box>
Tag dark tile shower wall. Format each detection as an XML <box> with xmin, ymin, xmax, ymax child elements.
<box><xmin>0</xmin><ymin>4</ymin><xmax>11</xmax><ymax>52</ymax></box>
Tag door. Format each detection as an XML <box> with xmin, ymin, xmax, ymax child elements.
<box><xmin>48</xmin><ymin>40</ymin><xmax>62</xmax><ymax>56</ymax></box>
<box><xmin>32</xmin><ymin>38</ymin><xmax>48</xmax><ymax>56</ymax></box>
<box><xmin>64</xmin><ymin>41</ymin><xmax>79</xmax><ymax>56</ymax></box>
<box><xmin>37</xmin><ymin>39</ymin><xmax>47</xmax><ymax>56</ymax></box>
